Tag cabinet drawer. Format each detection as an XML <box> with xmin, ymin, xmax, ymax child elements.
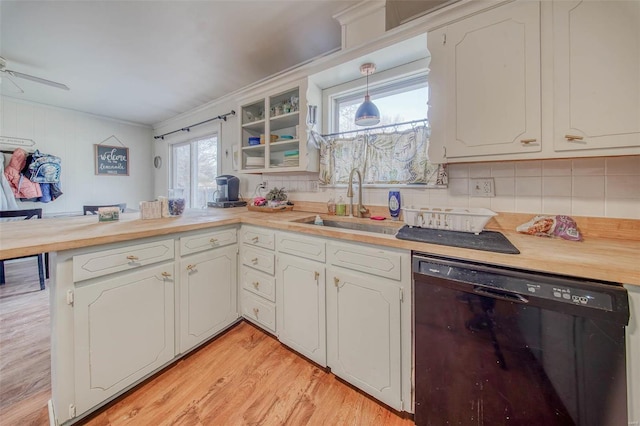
<box><xmin>74</xmin><ymin>239</ymin><xmax>175</xmax><ymax>282</ymax></box>
<box><xmin>327</xmin><ymin>241</ymin><xmax>402</xmax><ymax>281</ymax></box>
<box><xmin>180</xmin><ymin>228</ymin><xmax>237</xmax><ymax>256</ymax></box>
<box><xmin>277</xmin><ymin>232</ymin><xmax>325</xmax><ymax>262</ymax></box>
<box><xmin>242</xmin><ymin>290</ymin><xmax>276</xmax><ymax>333</ymax></box>
<box><xmin>241</xmin><ymin>246</ymin><xmax>275</xmax><ymax>275</ymax></box>
<box><xmin>242</xmin><ymin>227</ymin><xmax>275</xmax><ymax>250</ymax></box>
<box><xmin>241</xmin><ymin>266</ymin><xmax>275</xmax><ymax>302</ymax></box>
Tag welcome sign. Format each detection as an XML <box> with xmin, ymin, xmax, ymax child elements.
<box><xmin>94</xmin><ymin>144</ymin><xmax>129</xmax><ymax>176</ymax></box>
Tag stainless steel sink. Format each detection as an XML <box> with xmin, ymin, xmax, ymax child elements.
<box><xmin>297</xmin><ymin>218</ymin><xmax>401</xmax><ymax>235</ymax></box>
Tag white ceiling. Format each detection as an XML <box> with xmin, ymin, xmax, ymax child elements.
<box><xmin>0</xmin><ymin>1</ymin><xmax>359</xmax><ymax>126</ymax></box>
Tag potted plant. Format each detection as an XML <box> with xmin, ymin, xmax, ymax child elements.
<box><xmin>265</xmin><ymin>187</ymin><xmax>287</xmax><ymax>207</ymax></box>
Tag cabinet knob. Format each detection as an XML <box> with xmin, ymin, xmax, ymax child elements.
<box><xmin>209</xmin><ymin>238</ymin><xmax>218</xmax><ymax>244</ymax></box>
<box><xmin>161</xmin><ymin>272</ymin><xmax>172</xmax><ymax>278</ymax></box>
<box><xmin>126</xmin><ymin>255</ymin><xmax>139</xmax><ymax>261</ymax></box>
<box><xmin>252</xmin><ymin>281</ymin><xmax>260</xmax><ymax>289</ymax></box>
<box><xmin>565</xmin><ymin>134</ymin><xmax>584</xmax><ymax>141</ymax></box>
<box><xmin>186</xmin><ymin>264</ymin><xmax>196</xmax><ymax>271</ymax></box>
<box><xmin>251</xmin><ymin>258</ymin><xmax>258</xmax><ymax>264</ymax></box>
<box><xmin>253</xmin><ymin>307</ymin><xmax>259</xmax><ymax>317</ymax></box>
<box><xmin>520</xmin><ymin>138</ymin><xmax>537</xmax><ymax>145</ymax></box>
<box><xmin>251</xmin><ymin>236</ymin><xmax>259</xmax><ymax>243</ymax></box>
<box><xmin>314</xmin><ymin>271</ymin><xmax>320</xmax><ymax>280</ymax></box>
<box><xmin>334</xmin><ymin>277</ymin><xmax>340</xmax><ymax>287</ymax></box>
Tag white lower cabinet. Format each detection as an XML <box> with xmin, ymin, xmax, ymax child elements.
<box><xmin>73</xmin><ymin>263</ymin><xmax>175</xmax><ymax>414</ymax></box>
<box><xmin>240</xmin><ymin>227</ymin><xmax>277</xmax><ymax>334</ymax></box>
<box><xmin>326</xmin><ymin>266</ymin><xmax>403</xmax><ymax>411</ymax></box>
<box><xmin>178</xmin><ymin>245</ymin><xmax>238</xmax><ymax>353</ymax></box>
<box><xmin>276</xmin><ymin>253</ymin><xmax>326</xmax><ymax>366</ymax></box>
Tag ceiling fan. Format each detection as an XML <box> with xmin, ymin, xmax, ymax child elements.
<box><xmin>0</xmin><ymin>56</ymin><xmax>70</xmax><ymax>93</ymax></box>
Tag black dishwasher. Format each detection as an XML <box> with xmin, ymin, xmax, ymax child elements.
<box><xmin>413</xmin><ymin>253</ymin><xmax>630</xmax><ymax>426</ymax></box>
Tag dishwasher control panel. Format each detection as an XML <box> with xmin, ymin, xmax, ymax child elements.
<box><xmin>414</xmin><ymin>256</ymin><xmax>617</xmax><ymax>311</ymax></box>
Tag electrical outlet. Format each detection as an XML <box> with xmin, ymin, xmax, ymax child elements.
<box><xmin>260</xmin><ymin>181</ymin><xmax>267</xmax><ymax>190</ymax></box>
<box><xmin>470</xmin><ymin>178</ymin><xmax>495</xmax><ymax>197</ymax></box>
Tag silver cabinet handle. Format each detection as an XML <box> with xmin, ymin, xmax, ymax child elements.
<box><xmin>161</xmin><ymin>271</ymin><xmax>172</xmax><ymax>278</ymax></box>
<box><xmin>186</xmin><ymin>264</ymin><xmax>196</xmax><ymax>271</ymax></box>
<box><xmin>126</xmin><ymin>255</ymin><xmax>139</xmax><ymax>261</ymax></box>
<box><xmin>209</xmin><ymin>238</ymin><xmax>218</xmax><ymax>244</ymax></box>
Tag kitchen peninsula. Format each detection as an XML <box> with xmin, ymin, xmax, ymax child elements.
<box><xmin>0</xmin><ymin>208</ymin><xmax>638</xmax><ymax>425</ymax></box>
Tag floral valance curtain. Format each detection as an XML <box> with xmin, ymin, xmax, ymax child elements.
<box><xmin>319</xmin><ymin>124</ymin><xmax>446</xmax><ymax>186</ymax></box>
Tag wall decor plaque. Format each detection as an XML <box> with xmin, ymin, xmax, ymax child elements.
<box><xmin>95</xmin><ymin>144</ymin><xmax>129</xmax><ymax>176</ymax></box>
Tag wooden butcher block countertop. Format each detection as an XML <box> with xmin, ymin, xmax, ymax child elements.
<box><xmin>1</xmin><ymin>207</ymin><xmax>638</xmax><ymax>286</ymax></box>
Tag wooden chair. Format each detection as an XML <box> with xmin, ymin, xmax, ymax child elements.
<box><xmin>83</xmin><ymin>203</ymin><xmax>127</xmax><ymax>215</ymax></box>
<box><xmin>0</xmin><ymin>209</ymin><xmax>46</xmax><ymax>290</ymax></box>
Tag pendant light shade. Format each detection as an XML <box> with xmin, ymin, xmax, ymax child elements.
<box><xmin>355</xmin><ymin>63</ymin><xmax>380</xmax><ymax>126</ymax></box>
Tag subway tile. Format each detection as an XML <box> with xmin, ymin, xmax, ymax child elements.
<box><xmin>515</xmin><ymin>177</ymin><xmax>542</xmax><ymax>197</ymax></box>
<box><xmin>542</xmin><ymin>159</ymin><xmax>572</xmax><ymax>176</ymax></box>
<box><xmin>515</xmin><ymin>160</ymin><xmax>542</xmax><ymax>177</ymax></box>
<box><xmin>447</xmin><ymin>164</ymin><xmax>469</xmax><ymax>178</ymax></box>
<box><xmin>572</xmin><ymin>176</ymin><xmax>605</xmax><ymax>198</ymax></box>
<box><xmin>572</xmin><ymin>157</ymin><xmax>605</xmax><ymax>176</ymax></box>
<box><xmin>605</xmin><ymin>198</ymin><xmax>640</xmax><ymax>219</ymax></box>
<box><xmin>494</xmin><ymin>177</ymin><xmax>515</xmax><ymax>196</ymax></box>
<box><xmin>606</xmin><ymin>156</ymin><xmax>640</xmax><ymax>175</ymax></box>
<box><xmin>571</xmin><ymin>197</ymin><xmax>605</xmax><ymax>217</ymax></box>
<box><xmin>543</xmin><ymin>176</ymin><xmax>572</xmax><ymax>197</ymax></box>
<box><xmin>449</xmin><ymin>178</ymin><xmax>469</xmax><ymax>195</ymax></box>
<box><xmin>468</xmin><ymin>163</ymin><xmax>492</xmax><ymax>177</ymax></box>
<box><xmin>448</xmin><ymin>194</ymin><xmax>470</xmax><ymax>208</ymax></box>
<box><xmin>469</xmin><ymin>197</ymin><xmax>491</xmax><ymax>209</ymax></box>
<box><xmin>515</xmin><ymin>196</ymin><xmax>542</xmax><ymax>214</ymax></box>
<box><xmin>541</xmin><ymin>197</ymin><xmax>572</xmax><ymax>215</ymax></box>
<box><xmin>429</xmin><ymin>190</ymin><xmax>449</xmax><ymax>207</ymax></box>
<box><xmin>606</xmin><ymin>175</ymin><xmax>640</xmax><ymax>199</ymax></box>
<box><xmin>491</xmin><ymin>162</ymin><xmax>515</xmax><ymax>177</ymax></box>
<box><xmin>490</xmin><ymin>196</ymin><xmax>516</xmax><ymax>213</ymax></box>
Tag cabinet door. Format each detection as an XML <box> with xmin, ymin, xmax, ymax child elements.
<box><xmin>554</xmin><ymin>1</ymin><xmax>640</xmax><ymax>152</ymax></box>
<box><xmin>74</xmin><ymin>263</ymin><xmax>175</xmax><ymax>413</ymax></box>
<box><xmin>277</xmin><ymin>254</ymin><xmax>326</xmax><ymax>366</ymax></box>
<box><xmin>433</xmin><ymin>1</ymin><xmax>541</xmax><ymax>159</ymax></box>
<box><xmin>326</xmin><ymin>267</ymin><xmax>402</xmax><ymax>411</ymax></box>
<box><xmin>179</xmin><ymin>245</ymin><xmax>238</xmax><ymax>353</ymax></box>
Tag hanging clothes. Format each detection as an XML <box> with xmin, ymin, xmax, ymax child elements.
<box><xmin>0</xmin><ymin>156</ymin><xmax>19</xmax><ymax>211</ymax></box>
<box><xmin>4</xmin><ymin>148</ymin><xmax>42</xmax><ymax>200</ymax></box>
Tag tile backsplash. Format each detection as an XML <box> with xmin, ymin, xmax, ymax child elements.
<box><xmin>262</xmin><ymin>155</ymin><xmax>640</xmax><ymax>219</ymax></box>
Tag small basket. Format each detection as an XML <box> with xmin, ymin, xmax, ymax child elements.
<box><xmin>402</xmin><ymin>206</ymin><xmax>497</xmax><ymax>235</ymax></box>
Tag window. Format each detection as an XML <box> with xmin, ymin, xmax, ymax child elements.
<box><xmin>171</xmin><ymin>134</ymin><xmax>219</xmax><ymax>208</ymax></box>
<box><xmin>333</xmin><ymin>77</ymin><xmax>428</xmax><ymax>134</ymax></box>
<box><xmin>321</xmin><ymin>69</ymin><xmax>445</xmax><ymax>186</ymax></box>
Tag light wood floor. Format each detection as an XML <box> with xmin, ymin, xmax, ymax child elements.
<box><xmin>0</xmin><ymin>258</ymin><xmax>413</xmax><ymax>426</ymax></box>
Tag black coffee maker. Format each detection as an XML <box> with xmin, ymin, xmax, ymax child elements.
<box><xmin>208</xmin><ymin>175</ymin><xmax>247</xmax><ymax>208</ymax></box>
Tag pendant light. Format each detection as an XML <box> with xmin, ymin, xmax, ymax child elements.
<box><xmin>354</xmin><ymin>63</ymin><xmax>380</xmax><ymax>126</ymax></box>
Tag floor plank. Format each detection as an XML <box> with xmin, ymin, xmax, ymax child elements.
<box><xmin>0</xmin><ymin>259</ymin><xmax>413</xmax><ymax>426</ymax></box>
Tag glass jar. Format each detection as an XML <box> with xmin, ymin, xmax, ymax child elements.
<box><xmin>327</xmin><ymin>198</ymin><xmax>336</xmax><ymax>215</ymax></box>
<box><xmin>167</xmin><ymin>188</ymin><xmax>186</xmax><ymax>216</ymax></box>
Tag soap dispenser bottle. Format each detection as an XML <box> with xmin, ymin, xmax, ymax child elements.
<box><xmin>314</xmin><ymin>215</ymin><xmax>324</xmax><ymax>226</ymax></box>
<box><xmin>389</xmin><ymin>190</ymin><xmax>401</xmax><ymax>221</ymax></box>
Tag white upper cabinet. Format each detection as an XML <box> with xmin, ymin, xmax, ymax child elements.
<box><xmin>238</xmin><ymin>78</ymin><xmax>319</xmax><ymax>173</ymax></box>
<box><xmin>428</xmin><ymin>1</ymin><xmax>541</xmax><ymax>161</ymax></box>
<box><xmin>553</xmin><ymin>0</ymin><xmax>640</xmax><ymax>153</ymax></box>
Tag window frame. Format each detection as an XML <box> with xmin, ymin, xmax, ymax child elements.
<box><xmin>320</xmin><ymin>59</ymin><xmax>432</xmax><ymax>187</ymax></box>
<box><xmin>169</xmin><ymin>129</ymin><xmax>221</xmax><ymax>209</ymax></box>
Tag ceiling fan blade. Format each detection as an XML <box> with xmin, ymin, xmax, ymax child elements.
<box><xmin>1</xmin><ymin>73</ymin><xmax>25</xmax><ymax>94</ymax></box>
<box><xmin>5</xmin><ymin>69</ymin><xmax>70</xmax><ymax>91</ymax></box>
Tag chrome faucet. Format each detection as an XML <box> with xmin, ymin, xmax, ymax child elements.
<box><xmin>346</xmin><ymin>168</ymin><xmax>370</xmax><ymax>218</ymax></box>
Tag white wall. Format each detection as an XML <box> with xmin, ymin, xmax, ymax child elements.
<box><xmin>1</xmin><ymin>96</ymin><xmax>154</xmax><ymax>215</ymax></box>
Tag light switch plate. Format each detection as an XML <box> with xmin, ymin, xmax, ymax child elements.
<box><xmin>470</xmin><ymin>177</ymin><xmax>495</xmax><ymax>197</ymax></box>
